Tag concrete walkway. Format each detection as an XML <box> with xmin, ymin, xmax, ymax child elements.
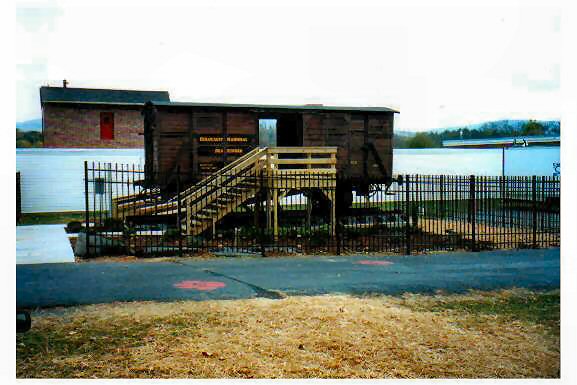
<box><xmin>17</xmin><ymin>248</ymin><xmax>559</xmax><ymax>309</ymax></box>
<box><xmin>16</xmin><ymin>224</ymin><xmax>75</xmax><ymax>265</ymax></box>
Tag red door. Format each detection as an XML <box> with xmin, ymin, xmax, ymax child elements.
<box><xmin>100</xmin><ymin>112</ymin><xmax>114</xmax><ymax>140</ymax></box>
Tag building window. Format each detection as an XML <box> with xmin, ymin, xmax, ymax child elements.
<box><xmin>100</xmin><ymin>112</ymin><xmax>114</xmax><ymax>140</ymax></box>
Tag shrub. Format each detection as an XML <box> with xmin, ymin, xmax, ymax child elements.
<box><xmin>65</xmin><ymin>221</ymin><xmax>83</xmax><ymax>233</ymax></box>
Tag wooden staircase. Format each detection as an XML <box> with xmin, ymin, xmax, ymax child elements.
<box><xmin>182</xmin><ymin>147</ymin><xmax>266</xmax><ymax>236</ymax></box>
<box><xmin>113</xmin><ymin>147</ymin><xmax>338</xmax><ymax>238</ymax></box>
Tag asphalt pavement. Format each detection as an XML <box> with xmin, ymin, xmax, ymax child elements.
<box><xmin>16</xmin><ymin>248</ymin><xmax>560</xmax><ymax>308</ymax></box>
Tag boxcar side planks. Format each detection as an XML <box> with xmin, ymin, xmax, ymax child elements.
<box><xmin>142</xmin><ymin>101</ymin><xmax>397</xmax><ymax>197</ymax></box>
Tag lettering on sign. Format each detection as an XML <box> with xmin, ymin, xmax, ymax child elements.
<box><xmin>198</xmin><ymin>146</ymin><xmax>248</xmax><ymax>156</ymax></box>
<box><xmin>214</xmin><ymin>148</ymin><xmax>244</xmax><ymax>154</ymax></box>
<box><xmin>198</xmin><ymin>136</ymin><xmax>250</xmax><ymax>143</ymax></box>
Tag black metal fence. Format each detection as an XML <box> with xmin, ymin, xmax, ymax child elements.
<box><xmin>81</xmin><ymin>161</ymin><xmax>560</xmax><ymax>258</ymax></box>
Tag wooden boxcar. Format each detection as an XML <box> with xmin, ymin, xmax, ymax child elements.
<box><xmin>142</xmin><ymin>101</ymin><xmax>397</xmax><ymax>194</ymax></box>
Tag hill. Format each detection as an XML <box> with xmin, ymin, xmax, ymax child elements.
<box><xmin>16</xmin><ymin>118</ymin><xmax>42</xmax><ymax>132</ymax></box>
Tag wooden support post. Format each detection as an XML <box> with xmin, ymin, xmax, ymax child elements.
<box><xmin>330</xmin><ymin>152</ymin><xmax>336</xmax><ymax>172</ymax></box>
<box><xmin>266</xmin><ymin>189</ymin><xmax>272</xmax><ymax>231</ymax></box>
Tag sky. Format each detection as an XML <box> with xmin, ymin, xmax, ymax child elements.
<box><xmin>15</xmin><ymin>0</ymin><xmax>561</xmax><ymax>131</ymax></box>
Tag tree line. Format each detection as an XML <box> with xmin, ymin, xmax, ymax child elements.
<box><xmin>394</xmin><ymin>120</ymin><xmax>560</xmax><ymax>149</ymax></box>
<box><xmin>16</xmin><ymin>129</ymin><xmax>43</xmax><ymax>148</ymax></box>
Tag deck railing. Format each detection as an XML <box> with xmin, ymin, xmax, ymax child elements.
<box><xmin>264</xmin><ymin>147</ymin><xmax>337</xmax><ymax>174</ymax></box>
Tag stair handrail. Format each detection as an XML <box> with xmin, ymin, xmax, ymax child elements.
<box><xmin>179</xmin><ymin>147</ymin><xmax>266</xmax><ymax>202</ymax></box>
<box><xmin>178</xmin><ymin>147</ymin><xmax>266</xmax><ymax>199</ymax></box>
<box><xmin>185</xmin><ymin>166</ymin><xmax>258</xmax><ymax>215</ymax></box>
<box><xmin>138</xmin><ymin>147</ymin><xmax>266</xmax><ymax>214</ymax></box>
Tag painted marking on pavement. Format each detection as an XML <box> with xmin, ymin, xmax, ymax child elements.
<box><xmin>173</xmin><ymin>280</ymin><xmax>226</xmax><ymax>291</ymax></box>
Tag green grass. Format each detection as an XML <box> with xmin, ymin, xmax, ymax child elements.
<box><xmin>402</xmin><ymin>289</ymin><xmax>560</xmax><ymax>335</ymax></box>
<box><xmin>18</xmin><ymin>211</ymin><xmax>85</xmax><ymax>226</ymax></box>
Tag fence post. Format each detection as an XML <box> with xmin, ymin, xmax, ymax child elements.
<box><xmin>336</xmin><ymin>185</ymin><xmax>341</xmax><ymax>256</ymax></box>
<box><xmin>84</xmin><ymin>161</ymin><xmax>90</xmax><ymax>257</ymax></box>
<box><xmin>405</xmin><ymin>175</ymin><xmax>411</xmax><ymax>255</ymax></box>
<box><xmin>470</xmin><ymin>174</ymin><xmax>477</xmax><ymax>251</ymax></box>
<box><xmin>439</xmin><ymin>174</ymin><xmax>444</xmax><ymax>219</ymax></box>
<box><xmin>176</xmin><ymin>165</ymin><xmax>182</xmax><ymax>258</ymax></box>
<box><xmin>532</xmin><ymin>175</ymin><xmax>537</xmax><ymax>248</ymax></box>
<box><xmin>336</xmin><ymin>219</ymin><xmax>341</xmax><ymax>256</ymax></box>
<box><xmin>259</xmin><ymin>171</ymin><xmax>266</xmax><ymax>258</ymax></box>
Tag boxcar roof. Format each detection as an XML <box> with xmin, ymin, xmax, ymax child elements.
<box><xmin>151</xmin><ymin>101</ymin><xmax>399</xmax><ymax>113</ymax></box>
<box><xmin>40</xmin><ymin>86</ymin><xmax>170</xmax><ymax>105</ymax></box>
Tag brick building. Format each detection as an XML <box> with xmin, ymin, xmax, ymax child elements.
<box><xmin>40</xmin><ymin>85</ymin><xmax>170</xmax><ymax>148</ymax></box>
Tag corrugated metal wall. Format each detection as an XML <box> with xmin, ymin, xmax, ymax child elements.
<box><xmin>393</xmin><ymin>147</ymin><xmax>560</xmax><ymax>176</ymax></box>
<box><xmin>16</xmin><ymin>149</ymin><xmax>144</xmax><ymax>213</ymax></box>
